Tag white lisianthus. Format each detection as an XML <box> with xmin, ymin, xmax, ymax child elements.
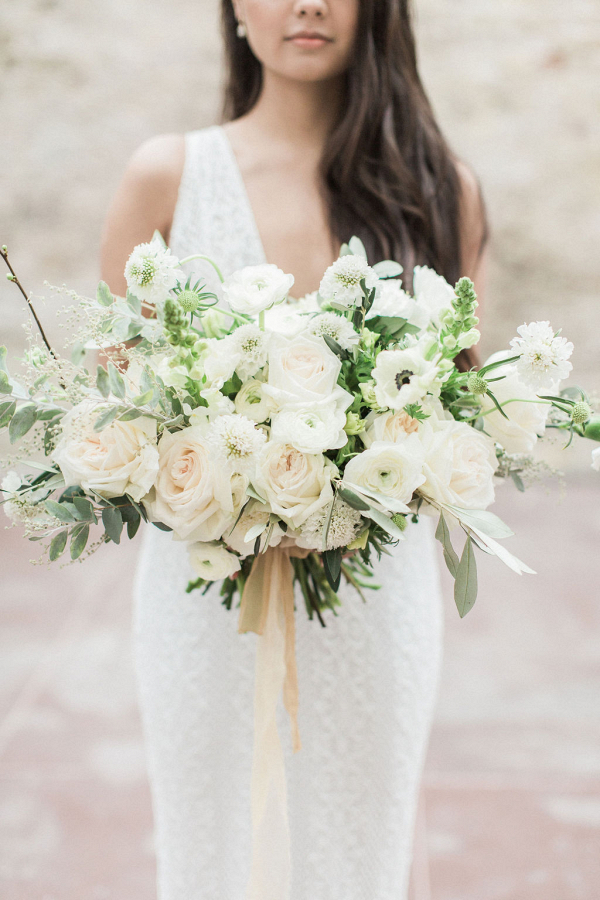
<box><xmin>200</xmin><ymin>307</ymin><xmax>229</xmax><ymax>339</ymax></box>
<box><xmin>188</xmin><ymin>541</ymin><xmax>240</xmax><ymax>581</ymax></box>
<box><xmin>319</xmin><ymin>254</ymin><xmax>378</xmax><ymax>310</ymax></box>
<box><xmin>367</xmin><ymin>280</ymin><xmax>429</xmax><ymax>330</ymax></box>
<box><xmin>372</xmin><ymin>346</ymin><xmax>443</xmax><ymax>410</ymax></box>
<box><xmin>124</xmin><ymin>241</ymin><xmax>181</xmax><ymax>304</ymax></box>
<box><xmin>296</xmin><ymin>498</ymin><xmax>363</xmax><ymax>550</ymax></box>
<box><xmin>51</xmin><ymin>399</ymin><xmax>159</xmax><ymax>502</ymax></box>
<box><xmin>200</xmin><ymin>338</ymin><xmax>241</xmax><ymax>388</ymax></box>
<box><xmin>142</xmin><ymin>426</ymin><xmax>246</xmax><ymax>541</ymax></box>
<box><xmin>342</xmin><ymin>436</ymin><xmax>426</xmax><ymax>507</ymax></box>
<box><xmin>308</xmin><ymin>312</ymin><xmax>359</xmax><ymax>350</ymax></box>
<box><xmin>224</xmin><ymin>500</ymin><xmax>284</xmax><ymax>558</ymax></box>
<box><xmin>361</xmin><ymin>409</ymin><xmax>420</xmax><ymax>447</ymax></box>
<box><xmin>592</xmin><ymin>447</ymin><xmax>600</xmax><ymax>472</ymax></box>
<box><xmin>270</xmin><ymin>403</ymin><xmax>348</xmax><ymax>454</ymax></box>
<box><xmin>254</xmin><ymin>442</ymin><xmax>335</xmax><ymax>528</ymax></box>
<box><xmin>207</xmin><ymin>414</ymin><xmax>266</xmax><ymax>472</ymax></box>
<box><xmin>419</xmin><ymin>418</ymin><xmax>498</xmax><ymax>510</ymax></box>
<box><xmin>234</xmin><ymin>379</ymin><xmax>273</xmax><ymax>423</ymax></box>
<box><xmin>221</xmin><ymin>263</ymin><xmax>294</xmax><ymax>316</ymax></box>
<box><xmin>264</xmin><ymin>332</ymin><xmax>352</xmax><ymax>413</ymax></box>
<box><xmin>480</xmin><ymin>354</ymin><xmax>550</xmax><ymax>454</ymax></box>
<box><xmin>229</xmin><ymin>324</ymin><xmax>270</xmax><ymax>380</ymax></box>
<box><xmin>509</xmin><ymin>321</ymin><xmax>574</xmax><ymax>390</ymax></box>
<box><xmin>412</xmin><ymin>265</ymin><xmax>456</xmax><ymax>329</ymax></box>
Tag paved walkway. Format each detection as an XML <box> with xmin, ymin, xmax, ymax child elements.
<box><xmin>0</xmin><ymin>475</ymin><xmax>598</xmax><ymax>899</ymax></box>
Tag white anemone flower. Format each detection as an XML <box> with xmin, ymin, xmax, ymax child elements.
<box><xmin>372</xmin><ymin>346</ymin><xmax>443</xmax><ymax>410</ymax></box>
<box><xmin>509</xmin><ymin>321</ymin><xmax>573</xmax><ymax>390</ymax></box>
<box><xmin>319</xmin><ymin>254</ymin><xmax>378</xmax><ymax>310</ymax></box>
<box><xmin>207</xmin><ymin>414</ymin><xmax>266</xmax><ymax>472</ymax></box>
<box><xmin>124</xmin><ymin>241</ymin><xmax>181</xmax><ymax>304</ymax></box>
<box><xmin>308</xmin><ymin>312</ymin><xmax>359</xmax><ymax>350</ymax></box>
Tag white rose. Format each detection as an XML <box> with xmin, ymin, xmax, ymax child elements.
<box><xmin>143</xmin><ymin>426</ymin><xmax>247</xmax><ymax>541</ymax></box>
<box><xmin>412</xmin><ymin>265</ymin><xmax>456</xmax><ymax>329</ymax></box>
<box><xmin>254</xmin><ymin>442</ymin><xmax>335</xmax><ymax>528</ymax></box>
<box><xmin>362</xmin><ymin>409</ymin><xmax>420</xmax><ymax>447</ymax></box>
<box><xmin>188</xmin><ymin>541</ymin><xmax>241</xmax><ymax>580</ymax></box>
<box><xmin>222</xmin><ymin>263</ymin><xmax>294</xmax><ymax>316</ymax></box>
<box><xmin>270</xmin><ymin>403</ymin><xmax>348</xmax><ymax>454</ymax></box>
<box><xmin>224</xmin><ymin>499</ymin><xmax>284</xmax><ymax>558</ymax></box>
<box><xmin>342</xmin><ymin>437</ymin><xmax>425</xmax><ymax>507</ymax></box>
<box><xmin>372</xmin><ymin>346</ymin><xmax>442</xmax><ymax>410</ymax></box>
<box><xmin>419</xmin><ymin>418</ymin><xmax>498</xmax><ymax>510</ymax></box>
<box><xmin>592</xmin><ymin>447</ymin><xmax>600</xmax><ymax>472</ymax></box>
<box><xmin>264</xmin><ymin>332</ymin><xmax>351</xmax><ymax>412</ymax></box>
<box><xmin>51</xmin><ymin>399</ymin><xmax>159</xmax><ymax>502</ymax></box>
<box><xmin>234</xmin><ymin>379</ymin><xmax>273</xmax><ymax>423</ymax></box>
<box><xmin>480</xmin><ymin>354</ymin><xmax>550</xmax><ymax>454</ymax></box>
<box><xmin>367</xmin><ymin>280</ymin><xmax>429</xmax><ymax>330</ymax></box>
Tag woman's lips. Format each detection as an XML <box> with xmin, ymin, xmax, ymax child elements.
<box><xmin>286</xmin><ymin>33</ymin><xmax>332</xmax><ymax>49</ymax></box>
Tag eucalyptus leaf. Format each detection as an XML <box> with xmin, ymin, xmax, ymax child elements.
<box><xmin>0</xmin><ymin>371</ymin><xmax>11</xmax><ymax>394</ymax></box>
<box><xmin>322</xmin><ymin>334</ymin><xmax>347</xmax><ymax>359</ymax></box>
<box><xmin>323</xmin><ymin>548</ymin><xmax>342</xmax><ymax>592</ymax></box>
<box><xmin>107</xmin><ymin>362</ymin><xmax>126</xmax><ymax>399</ymax></box>
<box><xmin>348</xmin><ymin>236</ymin><xmax>368</xmax><ymax>259</ymax></box>
<box><xmin>372</xmin><ymin>260</ymin><xmax>403</xmax><ymax>278</ymax></box>
<box><xmin>0</xmin><ymin>346</ymin><xmax>8</xmax><ymax>372</ymax></box>
<box><xmin>337</xmin><ymin>486</ymin><xmax>370</xmax><ymax>511</ymax></box>
<box><xmin>35</xmin><ymin>407</ymin><xmax>63</xmax><ymax>421</ymax></box>
<box><xmin>246</xmin><ymin>484</ymin><xmax>268</xmax><ymax>504</ymax></box>
<box><xmin>132</xmin><ymin>389</ymin><xmax>154</xmax><ymax>407</ymax></box>
<box><xmin>9</xmin><ymin>404</ymin><xmax>37</xmax><ymax>443</ymax></box>
<box><xmin>72</xmin><ymin>496</ymin><xmax>95</xmax><ymax>522</ymax></box>
<box><xmin>344</xmin><ymin>481</ymin><xmax>410</xmax><ymax>514</ymax></box>
<box><xmin>96</xmin><ymin>281</ymin><xmax>114</xmax><ymax>307</ymax></box>
<box><xmin>445</xmin><ymin>505</ymin><xmax>514</xmax><ymax>539</ymax></box>
<box><xmin>49</xmin><ymin>529</ymin><xmax>68</xmax><ymax>561</ymax></box>
<box><xmin>511</xmin><ymin>472</ymin><xmax>525</xmax><ymax>492</ymax></box>
<box><xmin>44</xmin><ymin>499</ymin><xmax>77</xmax><ymax>523</ymax></box>
<box><xmin>435</xmin><ymin>511</ymin><xmax>459</xmax><ymax>578</ymax></box>
<box><xmin>126</xmin><ymin>292</ymin><xmax>142</xmax><ymax>316</ymax></box>
<box><xmin>70</xmin><ymin>524</ymin><xmax>90</xmax><ymax>560</ymax></box>
<box><xmin>96</xmin><ymin>365</ymin><xmax>110</xmax><ymax>398</ymax></box>
<box><xmin>118</xmin><ymin>408</ymin><xmax>143</xmax><ymax>421</ymax></box>
<box><xmin>454</xmin><ymin>536</ymin><xmax>478</xmax><ymax>618</ymax></box>
<box><xmin>127</xmin><ymin>514</ymin><xmax>141</xmax><ymax>540</ymax></box>
<box><xmin>244</xmin><ymin>521</ymin><xmax>268</xmax><ymax>543</ymax></box>
<box><xmin>94</xmin><ymin>406</ymin><xmax>119</xmax><ymax>432</ymax></box>
<box><xmin>71</xmin><ymin>342</ymin><xmax>86</xmax><ymax>366</ymax></box>
<box><xmin>363</xmin><ymin>505</ymin><xmax>405</xmax><ymax>540</ymax></box>
<box><xmin>102</xmin><ymin>506</ymin><xmax>123</xmax><ymax>544</ymax></box>
<box><xmin>111</xmin><ymin>317</ymin><xmax>132</xmax><ymax>342</ymax></box>
<box><xmin>321</xmin><ymin>498</ymin><xmax>336</xmax><ymax>552</ymax></box>
<box><xmin>0</xmin><ymin>400</ymin><xmax>16</xmax><ymax>428</ymax></box>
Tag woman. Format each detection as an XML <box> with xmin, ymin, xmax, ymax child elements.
<box><xmin>101</xmin><ymin>1</ymin><xmax>487</xmax><ymax>897</ymax></box>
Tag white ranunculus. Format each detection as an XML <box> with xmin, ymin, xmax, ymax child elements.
<box><xmin>188</xmin><ymin>541</ymin><xmax>240</xmax><ymax>580</ymax></box>
<box><xmin>367</xmin><ymin>280</ymin><xmax>429</xmax><ymax>330</ymax></box>
<box><xmin>254</xmin><ymin>442</ymin><xmax>335</xmax><ymax>528</ymax></box>
<box><xmin>224</xmin><ymin>500</ymin><xmax>284</xmax><ymax>558</ymax></box>
<box><xmin>264</xmin><ymin>332</ymin><xmax>351</xmax><ymax>413</ymax></box>
<box><xmin>234</xmin><ymin>379</ymin><xmax>273</xmax><ymax>423</ymax></box>
<box><xmin>319</xmin><ymin>254</ymin><xmax>378</xmax><ymax>310</ymax></box>
<box><xmin>270</xmin><ymin>403</ymin><xmax>348</xmax><ymax>454</ymax></box>
<box><xmin>419</xmin><ymin>418</ymin><xmax>498</xmax><ymax>510</ymax></box>
<box><xmin>592</xmin><ymin>447</ymin><xmax>600</xmax><ymax>472</ymax></box>
<box><xmin>362</xmin><ymin>409</ymin><xmax>420</xmax><ymax>447</ymax></box>
<box><xmin>372</xmin><ymin>346</ymin><xmax>442</xmax><ymax>410</ymax></box>
<box><xmin>124</xmin><ymin>241</ymin><xmax>181</xmax><ymax>304</ymax></box>
<box><xmin>263</xmin><ymin>304</ymin><xmax>309</xmax><ymax>337</ymax></box>
<box><xmin>51</xmin><ymin>399</ymin><xmax>159</xmax><ymax>502</ymax></box>
<box><xmin>412</xmin><ymin>265</ymin><xmax>456</xmax><ymax>329</ymax></box>
<box><xmin>142</xmin><ymin>426</ymin><xmax>247</xmax><ymax>541</ymax></box>
<box><xmin>509</xmin><ymin>320</ymin><xmax>573</xmax><ymax>390</ymax></box>
<box><xmin>222</xmin><ymin>263</ymin><xmax>294</xmax><ymax>316</ymax></box>
<box><xmin>343</xmin><ymin>436</ymin><xmax>425</xmax><ymax>506</ymax></box>
<box><xmin>480</xmin><ymin>354</ymin><xmax>550</xmax><ymax>454</ymax></box>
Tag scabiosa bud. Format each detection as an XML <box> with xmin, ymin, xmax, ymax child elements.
<box><xmin>467</xmin><ymin>372</ymin><xmax>488</xmax><ymax>395</ymax></box>
<box><xmin>391</xmin><ymin>513</ymin><xmax>408</xmax><ymax>531</ymax></box>
<box><xmin>584</xmin><ymin>415</ymin><xmax>600</xmax><ymax>442</ymax></box>
<box><xmin>177</xmin><ymin>289</ymin><xmax>200</xmax><ymax>313</ymax></box>
<box><xmin>571</xmin><ymin>400</ymin><xmax>592</xmax><ymax>425</ymax></box>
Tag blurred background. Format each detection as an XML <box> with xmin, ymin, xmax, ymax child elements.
<box><xmin>0</xmin><ymin>0</ymin><xmax>599</xmax><ymax>897</ymax></box>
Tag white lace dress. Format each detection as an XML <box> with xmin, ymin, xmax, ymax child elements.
<box><xmin>133</xmin><ymin>125</ymin><xmax>444</xmax><ymax>900</ymax></box>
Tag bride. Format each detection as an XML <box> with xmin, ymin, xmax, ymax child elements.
<box><xmin>101</xmin><ymin>1</ymin><xmax>486</xmax><ymax>897</ymax></box>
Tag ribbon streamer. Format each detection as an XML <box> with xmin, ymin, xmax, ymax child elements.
<box><xmin>238</xmin><ymin>542</ymin><xmax>308</xmax><ymax>900</ymax></box>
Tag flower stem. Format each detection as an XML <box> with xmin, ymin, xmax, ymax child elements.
<box><xmin>1</xmin><ymin>246</ymin><xmax>56</xmax><ymax>357</ymax></box>
<box><xmin>178</xmin><ymin>254</ymin><xmax>224</xmax><ymax>283</ymax></box>
<box><xmin>258</xmin><ymin>310</ymin><xmax>265</xmax><ymax>331</ymax></box>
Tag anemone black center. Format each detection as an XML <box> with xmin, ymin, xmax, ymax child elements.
<box><xmin>395</xmin><ymin>370</ymin><xmax>414</xmax><ymax>389</ymax></box>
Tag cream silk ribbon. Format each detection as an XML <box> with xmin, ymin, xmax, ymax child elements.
<box><xmin>238</xmin><ymin>541</ymin><xmax>309</xmax><ymax>900</ymax></box>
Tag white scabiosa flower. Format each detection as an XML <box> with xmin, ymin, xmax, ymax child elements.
<box><xmin>222</xmin><ymin>264</ymin><xmax>294</xmax><ymax>316</ymax></box>
<box><xmin>319</xmin><ymin>255</ymin><xmax>378</xmax><ymax>310</ymax></box>
<box><xmin>230</xmin><ymin>324</ymin><xmax>270</xmax><ymax>380</ymax></box>
<box><xmin>124</xmin><ymin>241</ymin><xmax>181</xmax><ymax>304</ymax></box>
<box><xmin>367</xmin><ymin>280</ymin><xmax>429</xmax><ymax>330</ymax></box>
<box><xmin>592</xmin><ymin>447</ymin><xmax>600</xmax><ymax>472</ymax></box>
<box><xmin>509</xmin><ymin>321</ymin><xmax>573</xmax><ymax>390</ymax></box>
<box><xmin>234</xmin><ymin>379</ymin><xmax>273</xmax><ymax>424</ymax></box>
<box><xmin>207</xmin><ymin>414</ymin><xmax>266</xmax><ymax>472</ymax></box>
<box><xmin>308</xmin><ymin>312</ymin><xmax>359</xmax><ymax>350</ymax></box>
<box><xmin>372</xmin><ymin>346</ymin><xmax>443</xmax><ymax>410</ymax></box>
<box><xmin>188</xmin><ymin>541</ymin><xmax>240</xmax><ymax>581</ymax></box>
<box><xmin>296</xmin><ymin>498</ymin><xmax>364</xmax><ymax>550</ymax></box>
<box><xmin>270</xmin><ymin>403</ymin><xmax>348</xmax><ymax>454</ymax></box>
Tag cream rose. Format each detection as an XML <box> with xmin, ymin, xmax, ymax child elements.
<box><xmin>264</xmin><ymin>333</ymin><xmax>351</xmax><ymax>412</ymax></box>
<box><xmin>254</xmin><ymin>442</ymin><xmax>335</xmax><ymax>528</ymax></box>
<box><xmin>51</xmin><ymin>399</ymin><xmax>159</xmax><ymax>502</ymax></box>
<box><xmin>188</xmin><ymin>541</ymin><xmax>241</xmax><ymax>580</ymax></box>
<box><xmin>224</xmin><ymin>499</ymin><xmax>284</xmax><ymax>558</ymax></box>
<box><xmin>142</xmin><ymin>426</ymin><xmax>246</xmax><ymax>541</ymax></box>
<box><xmin>270</xmin><ymin>403</ymin><xmax>348</xmax><ymax>454</ymax></box>
<box><xmin>342</xmin><ymin>436</ymin><xmax>425</xmax><ymax>507</ymax></box>
<box><xmin>221</xmin><ymin>263</ymin><xmax>294</xmax><ymax>316</ymax></box>
<box><xmin>419</xmin><ymin>418</ymin><xmax>498</xmax><ymax>510</ymax></box>
<box><xmin>480</xmin><ymin>355</ymin><xmax>550</xmax><ymax>454</ymax></box>
<box><xmin>361</xmin><ymin>409</ymin><xmax>420</xmax><ymax>448</ymax></box>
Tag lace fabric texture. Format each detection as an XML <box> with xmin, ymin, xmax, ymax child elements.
<box><xmin>133</xmin><ymin>125</ymin><xmax>444</xmax><ymax>900</ymax></box>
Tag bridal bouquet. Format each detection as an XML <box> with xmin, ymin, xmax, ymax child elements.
<box><xmin>1</xmin><ymin>236</ymin><xmax>598</xmax><ymax>619</ymax></box>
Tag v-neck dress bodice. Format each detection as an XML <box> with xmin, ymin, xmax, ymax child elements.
<box><xmin>133</xmin><ymin>125</ymin><xmax>444</xmax><ymax>900</ymax></box>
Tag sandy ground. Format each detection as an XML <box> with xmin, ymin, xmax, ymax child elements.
<box><xmin>1</xmin><ymin>1</ymin><xmax>600</xmax><ymax>897</ymax></box>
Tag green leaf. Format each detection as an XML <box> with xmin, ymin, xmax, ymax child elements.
<box><xmin>102</xmin><ymin>506</ymin><xmax>123</xmax><ymax>544</ymax></box>
<box><xmin>454</xmin><ymin>536</ymin><xmax>478</xmax><ymax>618</ymax></box>
<box><xmin>343</xmin><ymin>481</ymin><xmax>410</xmax><ymax>514</ymax></box>
<box><xmin>96</xmin><ymin>281</ymin><xmax>114</xmax><ymax>307</ymax></box>
<box><xmin>0</xmin><ymin>371</ymin><xmax>12</xmax><ymax>394</ymax></box>
<box><xmin>118</xmin><ymin>408</ymin><xmax>143</xmax><ymax>421</ymax></box>
<box><xmin>71</xmin><ymin>342</ymin><xmax>86</xmax><ymax>366</ymax></box>
<box><xmin>72</xmin><ymin>496</ymin><xmax>95</xmax><ymax>522</ymax></box>
<box><xmin>49</xmin><ymin>530</ymin><xmax>69</xmax><ymax>561</ymax></box>
<box><xmin>0</xmin><ymin>346</ymin><xmax>8</xmax><ymax>372</ymax></box>
<box><xmin>126</xmin><ymin>291</ymin><xmax>142</xmax><ymax>316</ymax></box>
<box><xmin>321</xmin><ymin>334</ymin><xmax>348</xmax><ymax>359</ymax></box>
<box><xmin>337</xmin><ymin>486</ymin><xmax>371</xmax><ymax>511</ymax></box>
<box><xmin>244</xmin><ymin>521</ymin><xmax>268</xmax><ymax>543</ymax></box>
<box><xmin>35</xmin><ymin>407</ymin><xmax>63</xmax><ymax>421</ymax></box>
<box><xmin>348</xmin><ymin>236</ymin><xmax>367</xmax><ymax>259</ymax></box>
<box><xmin>107</xmin><ymin>362</ymin><xmax>126</xmax><ymax>399</ymax></box>
<box><xmin>94</xmin><ymin>406</ymin><xmax>119</xmax><ymax>432</ymax></box>
<box><xmin>323</xmin><ymin>548</ymin><xmax>342</xmax><ymax>592</ymax></box>
<box><xmin>435</xmin><ymin>511</ymin><xmax>459</xmax><ymax>578</ymax></box>
<box><xmin>70</xmin><ymin>524</ymin><xmax>89</xmax><ymax>559</ymax></box>
<box><xmin>96</xmin><ymin>365</ymin><xmax>110</xmax><ymax>398</ymax></box>
<box><xmin>372</xmin><ymin>260</ymin><xmax>403</xmax><ymax>278</ymax></box>
<box><xmin>445</xmin><ymin>505</ymin><xmax>514</xmax><ymax>540</ymax></box>
<box><xmin>485</xmin><ymin>389</ymin><xmax>509</xmax><ymax>420</ymax></box>
<box><xmin>363</xmin><ymin>505</ymin><xmax>405</xmax><ymax>540</ymax></box>
<box><xmin>151</xmin><ymin>229</ymin><xmax>167</xmax><ymax>249</ymax></box>
<box><xmin>132</xmin><ymin>389</ymin><xmax>154</xmax><ymax>407</ymax></box>
<box><xmin>0</xmin><ymin>399</ymin><xmax>16</xmax><ymax>428</ymax></box>
<box><xmin>127</xmin><ymin>514</ymin><xmax>141</xmax><ymax>540</ymax></box>
<box><xmin>477</xmin><ymin>354</ymin><xmax>521</xmax><ymax>377</ymax></box>
<box><xmin>9</xmin><ymin>404</ymin><xmax>37</xmax><ymax>443</ymax></box>
<box><xmin>321</xmin><ymin>498</ymin><xmax>336</xmax><ymax>551</ymax></box>
<box><xmin>511</xmin><ymin>472</ymin><xmax>525</xmax><ymax>492</ymax></box>
<box><xmin>44</xmin><ymin>499</ymin><xmax>77</xmax><ymax>523</ymax></box>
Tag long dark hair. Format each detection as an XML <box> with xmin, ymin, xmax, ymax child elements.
<box><xmin>220</xmin><ymin>0</ymin><xmax>486</xmax><ymax>367</ymax></box>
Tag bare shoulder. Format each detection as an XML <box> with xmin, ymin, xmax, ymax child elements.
<box><xmin>453</xmin><ymin>158</ymin><xmax>488</xmax><ymax>282</ymax></box>
<box><xmin>100</xmin><ymin>133</ymin><xmax>185</xmax><ymax>295</ymax></box>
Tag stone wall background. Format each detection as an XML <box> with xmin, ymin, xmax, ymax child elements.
<box><xmin>1</xmin><ymin>0</ymin><xmax>599</xmax><ymax>466</ymax></box>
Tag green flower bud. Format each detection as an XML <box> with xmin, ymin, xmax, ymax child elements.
<box><xmin>443</xmin><ymin>334</ymin><xmax>458</xmax><ymax>350</ymax></box>
<box><xmin>584</xmin><ymin>416</ymin><xmax>600</xmax><ymax>442</ymax></box>
<box><xmin>467</xmin><ymin>372</ymin><xmax>488</xmax><ymax>395</ymax></box>
<box><xmin>178</xmin><ymin>289</ymin><xmax>200</xmax><ymax>313</ymax></box>
<box><xmin>345</xmin><ymin>411</ymin><xmax>365</xmax><ymax>435</ymax></box>
<box><xmin>571</xmin><ymin>401</ymin><xmax>592</xmax><ymax>425</ymax></box>
<box><xmin>359</xmin><ymin>381</ymin><xmax>378</xmax><ymax>407</ymax></box>
<box><xmin>391</xmin><ymin>513</ymin><xmax>407</xmax><ymax>531</ymax></box>
<box><xmin>6</xmin><ymin>273</ymin><xmax>15</xmax><ymax>281</ymax></box>
<box><xmin>201</xmin><ymin>308</ymin><xmax>228</xmax><ymax>339</ymax></box>
<box><xmin>1</xmin><ymin>245</ymin><xmax>7</xmax><ymax>253</ymax></box>
<box><xmin>458</xmin><ymin>329</ymin><xmax>481</xmax><ymax>350</ymax></box>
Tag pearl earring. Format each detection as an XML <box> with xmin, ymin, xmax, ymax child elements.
<box><xmin>236</xmin><ymin>21</ymin><xmax>247</xmax><ymax>38</ymax></box>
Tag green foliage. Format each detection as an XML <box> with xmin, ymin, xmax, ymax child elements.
<box><xmin>49</xmin><ymin>530</ymin><xmax>68</xmax><ymax>561</ymax></box>
<box><xmin>9</xmin><ymin>405</ymin><xmax>37</xmax><ymax>443</ymax></box>
<box><xmin>454</xmin><ymin>536</ymin><xmax>478</xmax><ymax>617</ymax></box>
<box><xmin>435</xmin><ymin>511</ymin><xmax>459</xmax><ymax>578</ymax></box>
<box><xmin>102</xmin><ymin>506</ymin><xmax>123</xmax><ymax>544</ymax></box>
